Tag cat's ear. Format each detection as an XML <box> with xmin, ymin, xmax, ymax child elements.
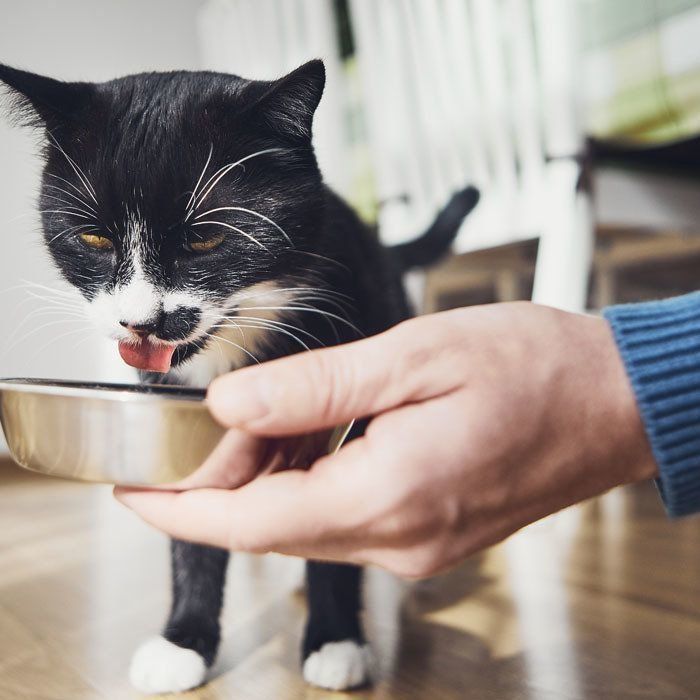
<box><xmin>0</xmin><ymin>64</ymin><xmax>93</xmax><ymax>128</ymax></box>
<box><xmin>249</xmin><ymin>59</ymin><xmax>326</xmax><ymax>141</ymax></box>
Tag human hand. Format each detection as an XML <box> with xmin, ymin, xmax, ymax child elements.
<box><xmin>115</xmin><ymin>302</ymin><xmax>657</xmax><ymax>578</ymax></box>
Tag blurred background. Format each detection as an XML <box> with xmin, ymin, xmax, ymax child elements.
<box><xmin>3</xmin><ymin>0</ymin><xmax>700</xmax><ymax>386</ymax></box>
<box><xmin>1</xmin><ymin>4</ymin><xmax>700</xmax><ymax>699</ymax></box>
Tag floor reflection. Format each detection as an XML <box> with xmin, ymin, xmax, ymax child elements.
<box><xmin>0</xmin><ymin>464</ymin><xmax>698</xmax><ymax>699</ymax></box>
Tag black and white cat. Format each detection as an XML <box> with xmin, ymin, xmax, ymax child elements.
<box><xmin>0</xmin><ymin>60</ymin><xmax>478</xmax><ymax>693</ymax></box>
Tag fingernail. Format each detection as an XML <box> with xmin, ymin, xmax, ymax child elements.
<box><xmin>207</xmin><ymin>373</ymin><xmax>271</xmax><ymax>426</ymax></box>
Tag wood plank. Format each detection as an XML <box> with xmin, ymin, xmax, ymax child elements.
<box><xmin>0</xmin><ymin>465</ymin><xmax>698</xmax><ymax>699</ymax></box>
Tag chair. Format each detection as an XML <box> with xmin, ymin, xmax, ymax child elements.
<box><xmin>347</xmin><ymin>0</ymin><xmax>594</xmax><ymax>312</ymax></box>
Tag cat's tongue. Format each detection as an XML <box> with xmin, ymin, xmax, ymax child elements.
<box><xmin>118</xmin><ymin>339</ymin><xmax>175</xmax><ymax>373</ymax></box>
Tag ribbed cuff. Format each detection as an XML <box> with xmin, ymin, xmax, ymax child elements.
<box><xmin>604</xmin><ymin>292</ymin><xmax>700</xmax><ymax>518</ymax></box>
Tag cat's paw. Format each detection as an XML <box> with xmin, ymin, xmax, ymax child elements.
<box><xmin>302</xmin><ymin>640</ymin><xmax>374</xmax><ymax>690</ymax></box>
<box><xmin>129</xmin><ymin>636</ymin><xmax>207</xmax><ymax>694</ymax></box>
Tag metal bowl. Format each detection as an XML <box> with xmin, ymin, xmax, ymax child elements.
<box><xmin>0</xmin><ymin>379</ymin><xmax>224</xmax><ymax>485</ymax></box>
<box><xmin>0</xmin><ymin>379</ymin><xmax>351</xmax><ymax>486</ymax></box>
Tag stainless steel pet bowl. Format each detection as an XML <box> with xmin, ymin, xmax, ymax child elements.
<box><xmin>0</xmin><ymin>379</ymin><xmax>225</xmax><ymax>485</ymax></box>
<box><xmin>0</xmin><ymin>379</ymin><xmax>353</xmax><ymax>486</ymax></box>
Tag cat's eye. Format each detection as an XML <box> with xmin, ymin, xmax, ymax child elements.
<box><xmin>80</xmin><ymin>233</ymin><xmax>113</xmax><ymax>251</ymax></box>
<box><xmin>189</xmin><ymin>232</ymin><xmax>225</xmax><ymax>253</ymax></box>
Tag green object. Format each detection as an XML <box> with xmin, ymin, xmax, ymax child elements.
<box><xmin>582</xmin><ymin>0</ymin><xmax>700</xmax><ymax>143</ymax></box>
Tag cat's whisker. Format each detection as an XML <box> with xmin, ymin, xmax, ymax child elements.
<box><xmin>18</xmin><ymin>280</ymin><xmax>86</xmax><ymax>303</ymax></box>
<box><xmin>217</xmin><ymin>321</ymin><xmax>311</xmax><ymax>352</ymax></box>
<box><xmin>197</xmin><ymin>310</ymin><xmax>243</xmax><ymax>340</ymax></box>
<box><xmin>292</xmin><ymin>294</ymin><xmax>355</xmax><ymax>319</ymax></box>
<box><xmin>38</xmin><ymin>208</ymin><xmax>91</xmax><ymax>221</ymax></box>
<box><xmin>234</xmin><ymin>302</ymin><xmax>341</xmax><ymax>341</ymax></box>
<box><xmin>43</xmin><ymin>183</ymin><xmax>97</xmax><ymax>214</ymax></box>
<box><xmin>16</xmin><ymin>293</ymin><xmax>84</xmax><ymax>315</ymax></box>
<box><xmin>5</xmin><ymin>309</ymin><xmax>85</xmax><ymax>347</ymax></box>
<box><xmin>211</xmin><ymin>331</ymin><xmax>226</xmax><ymax>365</ymax></box>
<box><xmin>0</xmin><ymin>282</ymin><xmax>56</xmax><ymax>297</ymax></box>
<box><xmin>68</xmin><ymin>333</ymin><xmax>97</xmax><ymax>355</ymax></box>
<box><xmin>42</xmin><ymin>194</ymin><xmax>96</xmax><ymax>220</ymax></box>
<box><xmin>187</xmin><ymin>148</ymin><xmax>285</xmax><ymax>219</ymax></box>
<box><xmin>233</xmin><ymin>323</ymin><xmax>313</xmax><ymax>351</ymax></box>
<box><xmin>46</xmin><ymin>173</ymin><xmax>97</xmax><ymax>209</ymax></box>
<box><xmin>46</xmin><ymin>132</ymin><xmax>99</xmax><ymax>205</ymax></box>
<box><xmin>2</xmin><ymin>316</ymin><xmax>92</xmax><ymax>358</ymax></box>
<box><xmin>22</xmin><ymin>325</ymin><xmax>94</xmax><ymax>365</ymax></box>
<box><xmin>7</xmin><ymin>301</ymin><xmax>84</xmax><ymax>325</ymax></box>
<box><xmin>47</xmin><ymin>223</ymin><xmax>96</xmax><ymax>245</ymax></box>
<box><xmin>192</xmin><ymin>220</ymin><xmax>269</xmax><ymax>252</ymax></box>
<box><xmin>288</xmin><ymin>249</ymin><xmax>351</xmax><ymax>274</ymax></box>
<box><xmin>184</xmin><ymin>143</ymin><xmax>214</xmax><ymax>219</ymax></box>
<box><xmin>202</xmin><ymin>324</ymin><xmax>228</xmax><ymax>367</ymax></box>
<box><xmin>225</xmin><ymin>317</ymin><xmax>247</xmax><ymax>345</ymax></box>
<box><xmin>215</xmin><ymin>315</ymin><xmax>324</xmax><ymax>350</ymax></box>
<box><xmin>3</xmin><ymin>306</ymin><xmax>87</xmax><ymax>350</ymax></box>
<box><xmin>232</xmin><ymin>284</ymin><xmax>353</xmax><ymax>303</ymax></box>
<box><xmin>194</xmin><ymin>206</ymin><xmax>292</xmax><ymax>246</ymax></box>
<box><xmin>227</xmin><ymin>314</ymin><xmax>324</xmax><ymax>343</ymax></box>
<box><xmin>200</xmin><ymin>331</ymin><xmax>260</xmax><ymax>365</ymax></box>
<box><xmin>71</xmin><ymin>272</ymin><xmax>97</xmax><ymax>281</ymax></box>
<box><xmin>17</xmin><ymin>286</ymin><xmax>86</xmax><ymax>317</ymax></box>
<box><xmin>19</xmin><ymin>280</ymin><xmax>84</xmax><ymax>297</ymax></box>
<box><xmin>2</xmin><ymin>209</ymin><xmax>41</xmax><ymax>225</ymax></box>
<box><xmin>236</xmin><ymin>304</ymin><xmax>363</xmax><ymax>338</ymax></box>
<box><xmin>221</xmin><ymin>316</ymin><xmax>325</xmax><ymax>350</ymax></box>
<box><xmin>22</xmin><ymin>297</ymin><xmax>85</xmax><ymax>318</ymax></box>
<box><xmin>23</xmin><ymin>295</ymin><xmax>84</xmax><ymax>314</ymax></box>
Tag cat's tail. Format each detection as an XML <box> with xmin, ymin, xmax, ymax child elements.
<box><xmin>389</xmin><ymin>185</ymin><xmax>479</xmax><ymax>271</ymax></box>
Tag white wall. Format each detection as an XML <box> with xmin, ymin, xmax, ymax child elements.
<box><xmin>0</xmin><ymin>0</ymin><xmax>204</xmax><ymax>452</ymax></box>
<box><xmin>0</xmin><ymin>0</ymin><xmax>203</xmax><ymax>383</ymax></box>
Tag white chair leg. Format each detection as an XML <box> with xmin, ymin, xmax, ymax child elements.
<box><xmin>531</xmin><ymin>159</ymin><xmax>594</xmax><ymax>313</ymax></box>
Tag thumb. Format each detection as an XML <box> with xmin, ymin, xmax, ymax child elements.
<box><xmin>206</xmin><ymin>318</ymin><xmax>456</xmax><ymax>436</ymax></box>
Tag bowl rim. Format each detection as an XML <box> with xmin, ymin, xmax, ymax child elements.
<box><xmin>0</xmin><ymin>378</ymin><xmax>207</xmax><ymax>404</ymax></box>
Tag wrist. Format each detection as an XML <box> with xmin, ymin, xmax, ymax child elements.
<box><xmin>549</xmin><ymin>308</ymin><xmax>658</xmax><ymax>494</ymax></box>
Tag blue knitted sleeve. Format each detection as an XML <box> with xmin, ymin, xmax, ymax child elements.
<box><xmin>604</xmin><ymin>292</ymin><xmax>700</xmax><ymax>517</ymax></box>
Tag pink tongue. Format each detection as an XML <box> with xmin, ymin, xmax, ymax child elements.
<box><xmin>118</xmin><ymin>339</ymin><xmax>176</xmax><ymax>373</ymax></box>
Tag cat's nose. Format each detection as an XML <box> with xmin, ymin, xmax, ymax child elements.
<box><xmin>119</xmin><ymin>320</ymin><xmax>158</xmax><ymax>338</ymax></box>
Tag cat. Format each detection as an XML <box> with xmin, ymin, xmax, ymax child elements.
<box><xmin>0</xmin><ymin>59</ymin><xmax>478</xmax><ymax>693</ymax></box>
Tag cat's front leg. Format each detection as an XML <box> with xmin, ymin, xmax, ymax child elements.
<box><xmin>130</xmin><ymin>540</ymin><xmax>228</xmax><ymax>694</ymax></box>
<box><xmin>302</xmin><ymin>561</ymin><xmax>374</xmax><ymax>690</ymax></box>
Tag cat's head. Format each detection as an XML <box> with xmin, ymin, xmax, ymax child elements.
<box><xmin>0</xmin><ymin>61</ymin><xmax>328</xmax><ymax>376</ymax></box>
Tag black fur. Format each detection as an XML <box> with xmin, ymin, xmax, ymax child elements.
<box><xmin>165</xmin><ymin>541</ymin><xmax>229</xmax><ymax>667</ymax></box>
<box><xmin>0</xmin><ymin>59</ymin><xmax>477</xmax><ymax>688</ymax></box>
<box><xmin>303</xmin><ymin>562</ymin><xmax>365</xmax><ymax>656</ymax></box>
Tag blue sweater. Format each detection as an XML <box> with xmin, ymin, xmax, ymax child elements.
<box><xmin>604</xmin><ymin>292</ymin><xmax>700</xmax><ymax>517</ymax></box>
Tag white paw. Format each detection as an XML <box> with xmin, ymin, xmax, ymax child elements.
<box><xmin>303</xmin><ymin>640</ymin><xmax>374</xmax><ymax>691</ymax></box>
<box><xmin>129</xmin><ymin>636</ymin><xmax>207</xmax><ymax>694</ymax></box>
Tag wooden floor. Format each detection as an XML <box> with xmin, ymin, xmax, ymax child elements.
<box><xmin>1</xmin><ymin>461</ymin><xmax>699</xmax><ymax>700</ymax></box>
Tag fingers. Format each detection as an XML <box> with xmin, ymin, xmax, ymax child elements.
<box><xmin>169</xmin><ymin>429</ymin><xmax>268</xmax><ymax>490</ymax></box>
<box><xmin>207</xmin><ymin>318</ymin><xmax>459</xmax><ymax>436</ymax></box>
<box><xmin>171</xmin><ymin>428</ymin><xmax>340</xmax><ymax>492</ymax></box>
<box><xmin>115</xmin><ymin>486</ymin><xmax>240</xmax><ymax>550</ymax></box>
<box><xmin>115</xmin><ymin>437</ymin><xmax>374</xmax><ymax>557</ymax></box>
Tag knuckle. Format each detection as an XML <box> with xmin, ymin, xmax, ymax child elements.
<box><xmin>227</xmin><ymin>525</ymin><xmax>271</xmax><ymax>555</ymax></box>
<box><xmin>305</xmin><ymin>350</ymin><xmax>352</xmax><ymax>419</ymax></box>
<box><xmin>388</xmin><ymin>317</ymin><xmax>464</xmax><ymax>399</ymax></box>
<box><xmin>392</xmin><ymin>552</ymin><xmax>442</xmax><ymax>580</ymax></box>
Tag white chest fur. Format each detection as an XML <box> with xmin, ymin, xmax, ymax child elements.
<box><xmin>171</xmin><ymin>282</ymin><xmax>293</xmax><ymax>388</ymax></box>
